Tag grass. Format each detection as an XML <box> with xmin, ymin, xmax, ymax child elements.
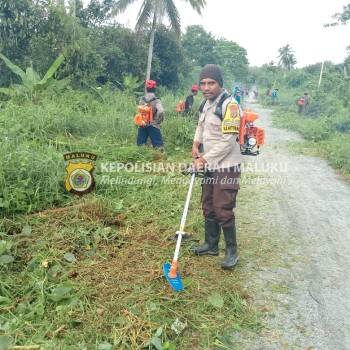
<box><xmin>271</xmin><ymin>109</ymin><xmax>350</xmax><ymax>178</ymax></box>
<box><xmin>0</xmin><ymin>92</ymin><xmax>297</xmax><ymax>350</ymax></box>
<box><xmin>0</xmin><ymin>162</ymin><xmax>279</xmax><ymax>349</ymax></box>
<box><xmin>0</xmin><ymin>178</ymin><xmax>266</xmax><ymax>349</ymax></box>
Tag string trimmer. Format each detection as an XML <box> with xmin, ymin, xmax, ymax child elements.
<box><xmin>239</xmin><ymin>109</ymin><xmax>265</xmax><ymax>156</ymax></box>
<box><xmin>163</xmin><ymin>170</ymin><xmax>197</xmax><ymax>291</ymax></box>
<box><xmin>166</xmin><ymin>165</ymin><xmax>206</xmax><ymax>242</ymax></box>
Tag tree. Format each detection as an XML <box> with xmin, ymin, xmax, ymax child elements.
<box><xmin>75</xmin><ymin>0</ymin><xmax>115</xmax><ymax>27</ymax></box>
<box><xmin>90</xmin><ymin>25</ymin><xmax>147</xmax><ymax>86</ymax></box>
<box><xmin>152</xmin><ymin>24</ymin><xmax>186</xmax><ymax>87</ymax></box>
<box><xmin>111</xmin><ymin>0</ymin><xmax>206</xmax><ymax>82</ymax></box>
<box><xmin>0</xmin><ymin>0</ymin><xmax>41</xmax><ymax>59</ymax></box>
<box><xmin>28</xmin><ymin>1</ymin><xmax>101</xmax><ymax>88</ymax></box>
<box><xmin>344</xmin><ymin>46</ymin><xmax>350</xmax><ymax>69</ymax></box>
<box><xmin>324</xmin><ymin>3</ymin><xmax>350</xmax><ymax>27</ymax></box>
<box><xmin>324</xmin><ymin>3</ymin><xmax>350</xmax><ymax>71</ymax></box>
<box><xmin>182</xmin><ymin>25</ymin><xmax>217</xmax><ymax>67</ymax></box>
<box><xmin>215</xmin><ymin>38</ymin><xmax>249</xmax><ymax>83</ymax></box>
<box><xmin>277</xmin><ymin>44</ymin><xmax>297</xmax><ymax>70</ymax></box>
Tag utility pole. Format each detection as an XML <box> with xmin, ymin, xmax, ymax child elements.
<box><xmin>318</xmin><ymin>61</ymin><xmax>324</xmax><ymax>88</ymax></box>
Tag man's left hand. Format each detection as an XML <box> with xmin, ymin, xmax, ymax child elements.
<box><xmin>193</xmin><ymin>157</ymin><xmax>207</xmax><ymax>170</ymax></box>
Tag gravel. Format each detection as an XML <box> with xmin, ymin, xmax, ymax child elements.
<box><xmin>235</xmin><ymin>102</ymin><xmax>350</xmax><ymax>350</ymax></box>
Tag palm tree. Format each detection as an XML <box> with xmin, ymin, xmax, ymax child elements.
<box><xmin>111</xmin><ymin>0</ymin><xmax>206</xmax><ymax>82</ymax></box>
<box><xmin>277</xmin><ymin>44</ymin><xmax>297</xmax><ymax>70</ymax></box>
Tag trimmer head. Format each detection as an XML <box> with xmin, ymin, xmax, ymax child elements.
<box><xmin>163</xmin><ymin>263</ymin><xmax>184</xmax><ymax>291</ymax></box>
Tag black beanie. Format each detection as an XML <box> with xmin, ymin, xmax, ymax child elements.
<box><xmin>199</xmin><ymin>64</ymin><xmax>223</xmax><ymax>87</ymax></box>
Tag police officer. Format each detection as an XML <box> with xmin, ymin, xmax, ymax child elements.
<box><xmin>192</xmin><ymin>64</ymin><xmax>243</xmax><ymax>270</ymax></box>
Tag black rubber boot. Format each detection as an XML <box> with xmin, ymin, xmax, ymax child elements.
<box><xmin>193</xmin><ymin>218</ymin><xmax>220</xmax><ymax>256</ymax></box>
<box><xmin>221</xmin><ymin>226</ymin><xmax>239</xmax><ymax>269</ymax></box>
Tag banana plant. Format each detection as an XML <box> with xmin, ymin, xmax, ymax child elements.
<box><xmin>116</xmin><ymin>73</ymin><xmax>144</xmax><ymax>96</ymax></box>
<box><xmin>0</xmin><ymin>53</ymin><xmax>70</xmax><ymax>98</ymax></box>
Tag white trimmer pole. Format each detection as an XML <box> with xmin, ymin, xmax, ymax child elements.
<box><xmin>318</xmin><ymin>61</ymin><xmax>324</xmax><ymax>88</ymax></box>
<box><xmin>172</xmin><ymin>172</ymin><xmax>196</xmax><ymax>263</ymax></box>
<box><xmin>166</xmin><ymin>171</ymin><xmax>197</xmax><ymax>283</ymax></box>
<box><xmin>179</xmin><ymin>172</ymin><xmax>196</xmax><ymax>231</ymax></box>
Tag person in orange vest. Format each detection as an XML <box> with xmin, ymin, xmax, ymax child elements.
<box><xmin>136</xmin><ymin>80</ymin><xmax>164</xmax><ymax>148</ymax></box>
<box><xmin>297</xmin><ymin>92</ymin><xmax>310</xmax><ymax>115</ymax></box>
<box><xmin>298</xmin><ymin>92</ymin><xmax>310</xmax><ymax>114</ymax></box>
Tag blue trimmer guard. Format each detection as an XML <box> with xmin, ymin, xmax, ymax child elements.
<box><xmin>163</xmin><ymin>263</ymin><xmax>184</xmax><ymax>291</ymax></box>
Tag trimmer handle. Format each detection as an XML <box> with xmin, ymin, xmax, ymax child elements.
<box><xmin>180</xmin><ymin>163</ymin><xmax>207</xmax><ymax>178</ymax></box>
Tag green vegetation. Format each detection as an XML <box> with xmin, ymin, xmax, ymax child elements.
<box><xmin>3</xmin><ymin>76</ymin><xmax>347</xmax><ymax>347</ymax></box>
<box><xmin>1</xmin><ymin>1</ymin><xmax>349</xmax><ymax>349</ymax></box>
<box><xmin>0</xmin><ymin>53</ymin><xmax>68</xmax><ymax>99</ymax></box>
<box><xmin>253</xmin><ymin>62</ymin><xmax>350</xmax><ymax>176</ymax></box>
<box><xmin>0</xmin><ymin>1</ymin><xmax>249</xmax><ymax>91</ymax></box>
<box><xmin>0</xmin><ymin>91</ymin><xmax>267</xmax><ymax>349</ymax></box>
<box><xmin>110</xmin><ymin>0</ymin><xmax>206</xmax><ymax>82</ymax></box>
<box><xmin>272</xmin><ymin>109</ymin><xmax>350</xmax><ymax>175</ymax></box>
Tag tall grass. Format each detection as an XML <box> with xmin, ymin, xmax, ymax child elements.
<box><xmin>272</xmin><ymin>109</ymin><xmax>350</xmax><ymax>175</ymax></box>
<box><xmin>0</xmin><ymin>90</ymin><xmax>199</xmax><ymax>215</ymax></box>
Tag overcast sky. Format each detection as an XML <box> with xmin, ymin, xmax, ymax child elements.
<box><xmin>84</xmin><ymin>0</ymin><xmax>350</xmax><ymax>68</ymax></box>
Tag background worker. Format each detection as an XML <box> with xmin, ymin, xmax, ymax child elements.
<box><xmin>183</xmin><ymin>85</ymin><xmax>199</xmax><ymax>115</ymax></box>
<box><xmin>137</xmin><ymin>80</ymin><xmax>164</xmax><ymax>149</ymax></box>
<box><xmin>233</xmin><ymin>86</ymin><xmax>243</xmax><ymax>104</ymax></box>
<box><xmin>192</xmin><ymin>64</ymin><xmax>243</xmax><ymax>270</ymax></box>
<box><xmin>297</xmin><ymin>92</ymin><xmax>310</xmax><ymax>115</ymax></box>
<box><xmin>271</xmin><ymin>88</ymin><xmax>278</xmax><ymax>104</ymax></box>
<box><xmin>244</xmin><ymin>87</ymin><xmax>249</xmax><ymax>98</ymax></box>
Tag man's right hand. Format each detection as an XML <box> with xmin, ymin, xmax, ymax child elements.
<box><xmin>192</xmin><ymin>142</ymin><xmax>201</xmax><ymax>158</ymax></box>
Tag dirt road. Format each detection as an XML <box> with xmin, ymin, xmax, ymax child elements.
<box><xmin>238</xmin><ymin>102</ymin><xmax>350</xmax><ymax>350</ymax></box>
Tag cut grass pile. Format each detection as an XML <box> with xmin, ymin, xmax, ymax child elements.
<box><xmin>0</xmin><ymin>167</ymin><xmax>277</xmax><ymax>350</ymax></box>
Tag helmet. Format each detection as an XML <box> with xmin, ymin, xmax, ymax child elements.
<box><xmin>191</xmin><ymin>84</ymin><xmax>198</xmax><ymax>91</ymax></box>
<box><xmin>146</xmin><ymin>80</ymin><xmax>156</xmax><ymax>88</ymax></box>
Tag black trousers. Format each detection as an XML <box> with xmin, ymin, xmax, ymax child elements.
<box><xmin>201</xmin><ymin>166</ymin><xmax>240</xmax><ymax>228</ymax></box>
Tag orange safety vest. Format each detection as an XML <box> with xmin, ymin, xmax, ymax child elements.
<box><xmin>175</xmin><ymin>100</ymin><xmax>185</xmax><ymax>112</ymax></box>
<box><xmin>134</xmin><ymin>97</ymin><xmax>158</xmax><ymax>127</ymax></box>
<box><xmin>298</xmin><ymin>98</ymin><xmax>305</xmax><ymax>106</ymax></box>
<box><xmin>134</xmin><ymin>105</ymin><xmax>153</xmax><ymax>127</ymax></box>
